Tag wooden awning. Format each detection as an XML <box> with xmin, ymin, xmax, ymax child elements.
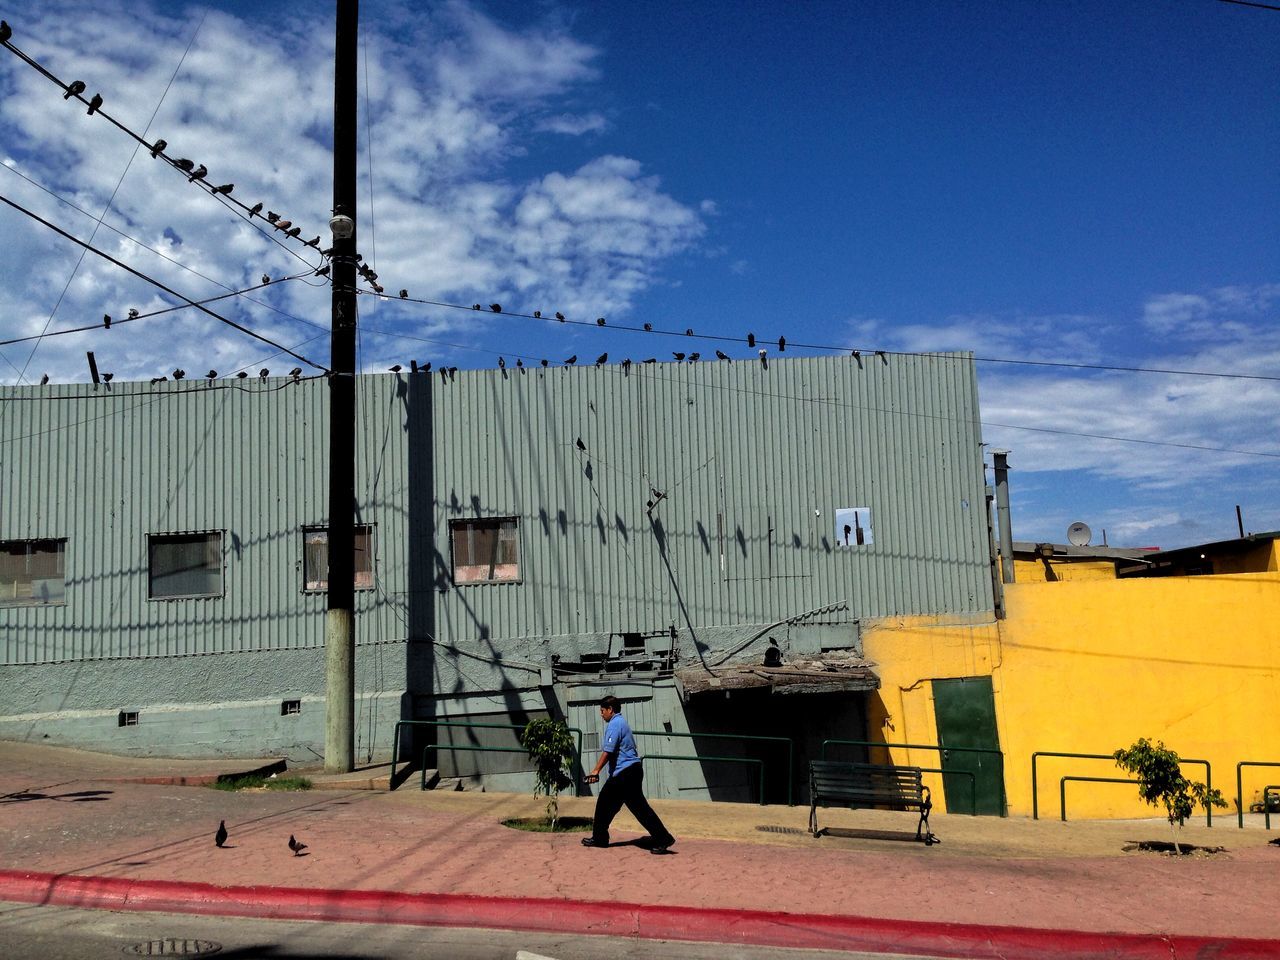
<box><xmin>675</xmin><ymin>656</ymin><xmax>879</xmax><ymax>701</ymax></box>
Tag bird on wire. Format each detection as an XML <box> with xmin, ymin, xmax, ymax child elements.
<box><xmin>128</xmin><ymin>308</ymin><xmax>139</xmax><ymax>318</ymax></box>
<box><xmin>249</xmin><ymin>202</ymin><xmax>263</xmax><ymax>217</ymax></box>
<box><xmin>188</xmin><ymin>164</ymin><xmax>207</xmax><ymax>183</ymax></box>
<box><xmin>533</xmin><ymin>310</ymin><xmax>542</xmax><ymax>318</ymax></box>
<box><xmin>149</xmin><ymin>139</ymin><xmax>166</xmax><ymax>158</ymax></box>
<box><xmin>274</xmin><ymin>219</ymin><xmax>292</xmax><ymax>231</ymax></box>
<box><xmin>778</xmin><ymin>335</ymin><xmax>786</xmax><ymax>352</ymax></box>
<box><xmin>685</xmin><ymin>328</ymin><xmax>693</xmax><ymax>336</ymax></box>
<box><xmin>555</xmin><ymin>312</ymin><xmax>565</xmax><ymax>321</ymax></box>
<box><xmin>174</xmin><ymin>157</ymin><xmax>195</xmax><ymax>172</ymax></box>
<box><xmin>399</xmin><ymin>289</ymin><xmax>408</xmax><ymax>299</ymax></box>
<box><xmin>261</xmin><ymin>274</ymin><xmax>271</xmax><ymax>284</ymax></box>
<box><xmin>288</xmin><ymin>835</ymin><xmax>307</xmax><ymax>856</ymax></box>
<box><xmin>472</xmin><ymin>303</ymin><xmax>481</xmax><ymax>310</ymax></box>
<box><xmin>747</xmin><ymin>332</ymin><xmax>756</xmax><ymax>347</ymax></box>
<box><xmin>86</xmin><ymin>93</ymin><xmax>102</xmax><ymax>115</ymax></box>
<box><xmin>490</xmin><ymin>303</ymin><xmax>502</xmax><ymax>313</ymax></box>
<box><xmin>213</xmin><ymin>183</ymin><xmax>234</xmax><ymax>195</ymax></box>
<box><xmin>643</xmin><ymin>323</ymin><xmax>652</xmax><ymax>331</ymax></box>
<box><xmin>305</xmin><ymin>236</ymin><xmax>320</xmax><ymax>248</ymax></box>
<box><xmin>575</xmin><ymin>437</ymin><xmax>586</xmax><ymax>452</ymax></box>
<box><xmin>236</xmin><ymin>371</ymin><xmax>248</xmax><ymax>379</ymax></box>
<box><xmin>63</xmin><ymin>79</ymin><xmax>85</xmax><ymax>99</ymax></box>
<box><xmin>266</xmin><ymin>210</ymin><xmax>280</xmax><ymax>223</ymax></box>
<box><xmin>315</xmin><ymin>264</ymin><xmax>330</xmax><ymax>277</ymax></box>
<box><xmin>215</xmin><ymin>820</ymin><xmax>228</xmax><ymax>847</ymax></box>
<box><xmin>596</xmin><ymin>317</ymin><xmax>606</xmax><ymax>326</ymax></box>
<box><xmin>286</xmin><ymin>226</ymin><xmax>301</xmax><ymax>238</ymax></box>
<box><xmin>0</xmin><ymin>20</ymin><xmax>11</xmax><ymax>43</ymax></box>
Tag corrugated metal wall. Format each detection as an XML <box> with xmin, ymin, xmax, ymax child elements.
<box><xmin>3</xmin><ymin>352</ymin><xmax>990</xmax><ymax>668</ymax></box>
<box><xmin>430</xmin><ymin>352</ymin><xmax>992</xmax><ymax>645</ymax></box>
<box><xmin>0</xmin><ymin>375</ymin><xmax>409</xmax><ymax>665</ymax></box>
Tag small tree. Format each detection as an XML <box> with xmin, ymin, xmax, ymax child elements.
<box><xmin>1113</xmin><ymin>738</ymin><xmax>1226</xmax><ymax>855</ymax></box>
<box><xmin>521</xmin><ymin>718</ymin><xmax>576</xmax><ymax>829</ymax></box>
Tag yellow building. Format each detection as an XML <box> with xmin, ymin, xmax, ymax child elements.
<box><xmin>862</xmin><ymin>532</ymin><xmax>1280</xmax><ymax>822</ymax></box>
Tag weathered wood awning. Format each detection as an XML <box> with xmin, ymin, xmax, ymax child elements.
<box><xmin>675</xmin><ymin>656</ymin><xmax>879</xmax><ymax>701</ymax></box>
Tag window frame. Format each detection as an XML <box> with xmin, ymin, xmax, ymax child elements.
<box><xmin>0</xmin><ymin>537</ymin><xmax>68</xmax><ymax>608</ymax></box>
<box><xmin>449</xmin><ymin>516</ymin><xmax>521</xmax><ymax>586</ymax></box>
<box><xmin>301</xmin><ymin>524</ymin><xmax>375</xmax><ymax>593</ymax></box>
<box><xmin>146</xmin><ymin>530</ymin><xmax>224</xmax><ymax>601</ymax></box>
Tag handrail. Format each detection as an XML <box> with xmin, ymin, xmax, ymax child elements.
<box><xmin>646</xmin><ymin>753</ymin><xmax>766</xmax><ymax>805</ymax></box>
<box><xmin>392</xmin><ymin>719</ymin><xmax>583</xmax><ymax>789</ymax></box>
<box><xmin>1235</xmin><ymin>761</ymin><xmax>1280</xmax><ymax>828</ymax></box>
<box><xmin>1265</xmin><ymin>786</ymin><xmax>1279</xmax><ymax>831</ymax></box>
<box><xmin>634</xmin><ymin>729</ymin><xmax>794</xmax><ymax>806</ymax></box>
<box><xmin>1032</xmin><ymin>751</ymin><xmax>1213</xmax><ymax>825</ymax></box>
<box><xmin>822</xmin><ymin>738</ymin><xmax>1006</xmax><ymax>815</ymax></box>
<box><xmin>420</xmin><ymin>743</ymin><xmax>526</xmax><ymax>790</ymax></box>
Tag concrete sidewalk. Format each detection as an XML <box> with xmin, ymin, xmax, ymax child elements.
<box><xmin>1</xmin><ymin>741</ymin><xmax>1277</xmax><ymax>958</ymax></box>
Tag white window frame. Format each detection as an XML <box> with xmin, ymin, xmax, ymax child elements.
<box><xmin>147</xmin><ymin>531</ymin><xmax>224</xmax><ymax>600</ymax></box>
<box><xmin>302</xmin><ymin>524</ymin><xmax>375</xmax><ymax>593</ymax></box>
<box><xmin>449</xmin><ymin>517</ymin><xmax>521</xmax><ymax>585</ymax></box>
<box><xmin>0</xmin><ymin>537</ymin><xmax>67</xmax><ymax>607</ymax></box>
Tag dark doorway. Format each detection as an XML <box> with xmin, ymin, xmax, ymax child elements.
<box><xmin>931</xmin><ymin>676</ymin><xmax>1005</xmax><ymax>815</ymax></box>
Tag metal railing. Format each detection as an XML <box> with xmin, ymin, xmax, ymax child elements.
<box><xmin>391</xmin><ymin>719</ymin><xmax>584</xmax><ymax>789</ymax></box>
<box><xmin>420</xmin><ymin>743</ymin><xmax>524</xmax><ymax>790</ymax></box>
<box><xmin>634</xmin><ymin>730</ymin><xmax>794</xmax><ymax>806</ymax></box>
<box><xmin>1235</xmin><ymin>761</ymin><xmax>1280</xmax><ymax>828</ymax></box>
<box><xmin>646</xmin><ymin>753</ymin><xmax>766</xmax><ymax>805</ymax></box>
<box><xmin>822</xmin><ymin>739</ymin><xmax>1006</xmax><ymax>815</ymax></box>
<box><xmin>1031</xmin><ymin>751</ymin><xmax>1214</xmax><ymax>825</ymax></box>
<box><xmin>1265</xmin><ymin>786</ymin><xmax>1278</xmax><ymax>831</ymax></box>
<box><xmin>917</xmin><ymin>766</ymin><xmax>976</xmax><ymax>816</ymax></box>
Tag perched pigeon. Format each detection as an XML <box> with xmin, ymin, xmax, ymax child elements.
<box><xmin>262</xmin><ymin>274</ymin><xmax>271</xmax><ymax>284</ymax></box>
<box><xmin>188</xmin><ymin>164</ymin><xmax>207</xmax><ymax>182</ymax></box>
<box><xmin>274</xmin><ymin>219</ymin><xmax>292</xmax><ymax>231</ymax></box>
<box><xmin>215</xmin><ymin>820</ymin><xmax>228</xmax><ymax>847</ymax></box>
<box><xmin>672</xmin><ymin>352</ymin><xmax>685</xmax><ymax>361</ymax></box>
<box><xmin>490</xmin><ymin>303</ymin><xmax>502</xmax><ymax>313</ymax></box>
<box><xmin>533</xmin><ymin>310</ymin><xmax>542</xmax><ymax>318</ymax></box>
<box><xmin>128</xmin><ymin>308</ymin><xmax>139</xmax><ymax>318</ymax></box>
<box><xmin>86</xmin><ymin>93</ymin><xmax>102</xmax><ymax>115</ymax></box>
<box><xmin>259</xmin><ymin>369</ymin><xmax>269</xmax><ymax>379</ymax></box>
<box><xmin>39</xmin><ymin>373</ymin><xmax>49</xmax><ymax>385</ymax></box>
<box><xmin>716</xmin><ymin>350</ymin><xmax>730</xmax><ymax>361</ymax></box>
<box><xmin>389</xmin><ymin>364</ymin><xmax>402</xmax><ymax>373</ymax></box>
<box><xmin>236</xmin><ymin>371</ymin><xmax>248</xmax><ymax>379</ymax></box>
<box><xmin>174</xmin><ymin>157</ymin><xmax>195</xmax><ymax>172</ymax></box>
<box><xmin>149</xmin><ymin>139</ymin><xmax>167</xmax><ymax>158</ymax></box>
<box><xmin>102</xmin><ymin>372</ymin><xmax>114</xmax><ymax>383</ymax></box>
<box><xmin>575</xmin><ymin>438</ymin><xmax>586</xmax><ymax>452</ymax></box>
<box><xmin>289</xmin><ymin>368</ymin><xmax>302</xmax><ymax>379</ymax></box>
<box><xmin>564</xmin><ymin>355</ymin><xmax>577</xmax><ymax>365</ymax></box>
<box><xmin>248</xmin><ymin>202</ymin><xmax>263</xmax><ymax>217</ymax></box>
<box><xmin>288</xmin><ymin>834</ymin><xmax>307</xmax><ymax>856</ymax></box>
<box><xmin>596</xmin><ymin>317</ymin><xmax>606</xmax><ymax>326</ymax></box>
<box><xmin>747</xmin><ymin>333</ymin><xmax>756</xmax><ymax>348</ymax></box>
<box><xmin>778</xmin><ymin>336</ymin><xmax>786</xmax><ymax>352</ymax></box>
<box><xmin>399</xmin><ymin>289</ymin><xmax>408</xmax><ymax>299</ymax></box>
<box><xmin>206</xmin><ymin>370</ymin><xmax>217</xmax><ymax>380</ymax></box>
<box><xmin>595</xmin><ymin>352</ymin><xmax>607</xmax><ymax>365</ymax></box>
<box><xmin>643</xmin><ymin>323</ymin><xmax>652</xmax><ymax>331</ymax></box>
<box><xmin>555</xmin><ymin>312</ymin><xmax>565</xmax><ymax>321</ymax></box>
<box><xmin>63</xmin><ymin>80</ymin><xmax>85</xmax><ymax>99</ymax></box>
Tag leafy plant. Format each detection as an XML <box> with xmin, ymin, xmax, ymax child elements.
<box><xmin>212</xmin><ymin>774</ymin><xmax>312</xmax><ymax>791</ymax></box>
<box><xmin>521</xmin><ymin>717</ymin><xmax>577</xmax><ymax>829</ymax></box>
<box><xmin>1113</xmin><ymin>738</ymin><xmax>1225</xmax><ymax>854</ymax></box>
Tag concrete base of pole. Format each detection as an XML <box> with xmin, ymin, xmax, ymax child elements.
<box><xmin>324</xmin><ymin>608</ymin><xmax>355</xmax><ymax>773</ymax></box>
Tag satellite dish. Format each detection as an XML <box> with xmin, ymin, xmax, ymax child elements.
<box><xmin>1067</xmin><ymin>521</ymin><xmax>1092</xmax><ymax>547</ymax></box>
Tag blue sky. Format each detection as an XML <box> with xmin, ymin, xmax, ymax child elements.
<box><xmin>0</xmin><ymin>0</ymin><xmax>1277</xmax><ymax>550</ymax></box>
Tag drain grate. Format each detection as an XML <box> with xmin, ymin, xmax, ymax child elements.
<box><xmin>123</xmin><ymin>939</ymin><xmax>222</xmax><ymax>956</ymax></box>
<box><xmin>755</xmin><ymin>825</ymin><xmax>805</xmax><ymax>835</ymax></box>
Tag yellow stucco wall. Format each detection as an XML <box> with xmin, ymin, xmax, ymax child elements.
<box><xmin>862</xmin><ymin>571</ymin><xmax>1280</xmax><ymax>820</ymax></box>
<box><xmin>1012</xmin><ymin>557</ymin><xmax>1118</xmax><ymax>582</ymax></box>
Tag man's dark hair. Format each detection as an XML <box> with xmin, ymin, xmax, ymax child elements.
<box><xmin>598</xmin><ymin>695</ymin><xmax>621</xmax><ymax>712</ymax></box>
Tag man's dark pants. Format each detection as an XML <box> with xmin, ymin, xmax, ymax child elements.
<box><xmin>591</xmin><ymin>763</ymin><xmax>672</xmax><ymax>845</ymax></box>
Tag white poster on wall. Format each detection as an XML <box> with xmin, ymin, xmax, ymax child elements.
<box><xmin>834</xmin><ymin>507</ymin><xmax>873</xmax><ymax>547</ymax></box>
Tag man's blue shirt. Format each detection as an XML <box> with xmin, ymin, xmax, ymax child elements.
<box><xmin>601</xmin><ymin>712</ymin><xmax>640</xmax><ymax>775</ymax></box>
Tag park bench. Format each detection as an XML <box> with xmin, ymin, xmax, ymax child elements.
<box><xmin>808</xmin><ymin>760</ymin><xmax>938</xmax><ymax>845</ymax></box>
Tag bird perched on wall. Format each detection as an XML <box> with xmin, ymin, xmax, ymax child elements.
<box><xmin>151</xmin><ymin>376</ymin><xmax>167</xmax><ymax>384</ymax></box>
<box><xmin>259</xmin><ymin>369</ymin><xmax>269</xmax><ymax>379</ymax></box>
<box><xmin>215</xmin><ymin>820</ymin><xmax>228</xmax><ymax>847</ymax></box>
<box><xmin>289</xmin><ymin>368</ymin><xmax>302</xmax><ymax>379</ymax></box>
<box><xmin>515</xmin><ymin>359</ymin><xmax>523</xmax><ymax>370</ymax></box>
<box><xmin>102</xmin><ymin>372</ymin><xmax>114</xmax><ymax>383</ymax></box>
<box><xmin>672</xmin><ymin>352</ymin><xmax>685</xmax><ymax>361</ymax></box>
<box><xmin>575</xmin><ymin>437</ymin><xmax>586</xmax><ymax>452</ymax></box>
<box><xmin>643</xmin><ymin>358</ymin><xmax>656</xmax><ymax>364</ymax></box>
<box><xmin>540</xmin><ymin>359</ymin><xmax>548</xmax><ymax>368</ymax></box>
<box><xmin>497</xmin><ymin>357</ymin><xmax>506</xmax><ymax>370</ymax></box>
<box><xmin>149</xmin><ymin>139</ymin><xmax>167</xmax><ymax>158</ymax></box>
<box><xmin>172</xmin><ymin>369</ymin><xmax>185</xmax><ymax>380</ymax></box>
<box><xmin>564</xmin><ymin>355</ymin><xmax>577</xmax><ymax>365</ymax></box>
<box><xmin>86</xmin><ymin>93</ymin><xmax>102</xmax><ymax>115</ymax></box>
<box><xmin>621</xmin><ymin>358</ymin><xmax>632</xmax><ymax>371</ymax></box>
<box><xmin>39</xmin><ymin>373</ymin><xmax>49</xmax><ymax>385</ymax></box>
<box><xmin>716</xmin><ymin>350</ymin><xmax>730</xmax><ymax>362</ymax></box>
<box><xmin>236</xmin><ymin>371</ymin><xmax>248</xmax><ymax>379</ymax></box>
<box><xmin>188</xmin><ymin>164</ymin><xmax>207</xmax><ymax>182</ymax></box>
<box><xmin>63</xmin><ymin>80</ymin><xmax>85</xmax><ymax>99</ymax></box>
<box><xmin>688</xmin><ymin>352</ymin><xmax>700</xmax><ymax>362</ymax></box>
<box><xmin>388</xmin><ymin>364</ymin><xmax>402</xmax><ymax>373</ymax></box>
<box><xmin>758</xmin><ymin>349</ymin><xmax>768</xmax><ymax>368</ymax></box>
<box><xmin>288</xmin><ymin>835</ymin><xmax>307</xmax><ymax>856</ymax></box>
<box><xmin>206</xmin><ymin>370</ymin><xmax>217</xmax><ymax>381</ymax></box>
<box><xmin>595</xmin><ymin>352</ymin><xmax>607</xmax><ymax>366</ymax></box>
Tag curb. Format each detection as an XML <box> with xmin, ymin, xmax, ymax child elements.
<box><xmin>1</xmin><ymin>870</ymin><xmax>1276</xmax><ymax>959</ymax></box>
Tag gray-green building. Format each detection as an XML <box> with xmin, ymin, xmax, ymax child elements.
<box><xmin>1</xmin><ymin>352</ymin><xmax>994</xmax><ymax>801</ymax></box>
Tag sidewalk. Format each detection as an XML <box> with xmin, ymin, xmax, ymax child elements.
<box><xmin>1</xmin><ymin>740</ymin><xmax>1277</xmax><ymax>958</ymax></box>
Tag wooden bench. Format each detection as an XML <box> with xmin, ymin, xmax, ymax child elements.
<box><xmin>808</xmin><ymin>760</ymin><xmax>938</xmax><ymax>845</ymax></box>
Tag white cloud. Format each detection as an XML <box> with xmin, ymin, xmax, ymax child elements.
<box><xmin>0</xmin><ymin>0</ymin><xmax>705</xmax><ymax>386</ymax></box>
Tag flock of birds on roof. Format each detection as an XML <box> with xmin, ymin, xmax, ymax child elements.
<box><xmin>214</xmin><ymin>819</ymin><xmax>307</xmax><ymax>857</ymax></box>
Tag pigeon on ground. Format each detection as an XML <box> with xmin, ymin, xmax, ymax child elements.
<box><xmin>288</xmin><ymin>834</ymin><xmax>307</xmax><ymax>856</ymax></box>
<box><xmin>215</xmin><ymin>820</ymin><xmax>228</xmax><ymax>847</ymax></box>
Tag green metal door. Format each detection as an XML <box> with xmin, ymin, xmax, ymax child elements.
<box><xmin>931</xmin><ymin>676</ymin><xmax>1005</xmax><ymax>815</ymax></box>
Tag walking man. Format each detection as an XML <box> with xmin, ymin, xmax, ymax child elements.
<box><xmin>582</xmin><ymin>695</ymin><xmax>676</xmax><ymax>854</ymax></box>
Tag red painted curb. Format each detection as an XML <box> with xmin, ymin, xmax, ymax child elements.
<box><xmin>0</xmin><ymin>869</ymin><xmax>1275</xmax><ymax>959</ymax></box>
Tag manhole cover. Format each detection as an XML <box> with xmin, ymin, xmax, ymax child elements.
<box><xmin>123</xmin><ymin>939</ymin><xmax>222</xmax><ymax>956</ymax></box>
<box><xmin>755</xmin><ymin>825</ymin><xmax>804</xmax><ymax>835</ymax></box>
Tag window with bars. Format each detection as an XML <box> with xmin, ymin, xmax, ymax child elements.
<box><xmin>148</xmin><ymin>532</ymin><xmax>223</xmax><ymax>599</ymax></box>
<box><xmin>450</xmin><ymin>517</ymin><xmax>520</xmax><ymax>584</ymax></box>
<box><xmin>303</xmin><ymin>525</ymin><xmax>374</xmax><ymax>592</ymax></box>
<box><xmin>0</xmin><ymin>538</ymin><xmax>66</xmax><ymax>607</ymax></box>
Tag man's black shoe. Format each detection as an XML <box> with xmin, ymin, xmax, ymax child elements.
<box><xmin>581</xmin><ymin>837</ymin><xmax>608</xmax><ymax>848</ymax></box>
<box><xmin>649</xmin><ymin>835</ymin><xmax>675</xmax><ymax>854</ymax></box>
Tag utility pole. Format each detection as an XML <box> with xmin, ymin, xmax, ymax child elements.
<box><xmin>325</xmin><ymin>0</ymin><xmax>358</xmax><ymax>774</ymax></box>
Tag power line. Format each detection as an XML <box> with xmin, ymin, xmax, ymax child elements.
<box><xmin>0</xmin><ymin>20</ymin><xmax>328</xmax><ymax>269</ymax></box>
<box><xmin>1</xmin><ymin>161</ymin><xmax>330</xmax><ymax>332</ymax></box>
<box><xmin>1217</xmin><ymin>0</ymin><xmax>1280</xmax><ymax>11</ymax></box>
<box><xmin>0</xmin><ymin>192</ymin><xmax>330</xmax><ymax>372</ymax></box>
<box><xmin>358</xmin><ymin>290</ymin><xmax>1280</xmax><ymax>384</ymax></box>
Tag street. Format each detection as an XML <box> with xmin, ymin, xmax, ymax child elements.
<box><xmin>0</xmin><ymin>901</ymin><xmax>944</xmax><ymax>960</ymax></box>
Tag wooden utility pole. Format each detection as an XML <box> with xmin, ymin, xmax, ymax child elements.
<box><xmin>325</xmin><ymin>0</ymin><xmax>358</xmax><ymax>774</ymax></box>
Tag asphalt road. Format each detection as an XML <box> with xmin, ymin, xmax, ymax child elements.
<box><xmin>0</xmin><ymin>901</ymin><xmax>944</xmax><ymax>960</ymax></box>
